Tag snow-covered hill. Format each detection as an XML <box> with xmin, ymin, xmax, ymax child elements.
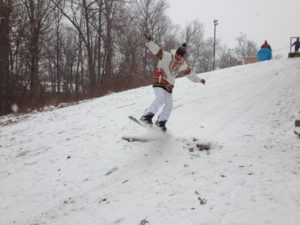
<box><xmin>1</xmin><ymin>58</ymin><xmax>300</xmax><ymax>225</ymax></box>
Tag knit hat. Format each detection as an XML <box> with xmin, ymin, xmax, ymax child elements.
<box><xmin>176</xmin><ymin>43</ymin><xmax>187</xmax><ymax>57</ymax></box>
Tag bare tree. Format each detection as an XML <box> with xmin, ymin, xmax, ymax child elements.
<box><xmin>132</xmin><ymin>0</ymin><xmax>169</xmax><ymax>77</ymax></box>
<box><xmin>217</xmin><ymin>45</ymin><xmax>238</xmax><ymax>69</ymax></box>
<box><xmin>54</xmin><ymin>1</ymin><xmax>63</xmax><ymax>95</ymax></box>
<box><xmin>51</xmin><ymin>0</ymin><xmax>99</xmax><ymax>96</ymax></box>
<box><xmin>95</xmin><ymin>0</ymin><xmax>103</xmax><ymax>85</ymax></box>
<box><xmin>180</xmin><ymin>20</ymin><xmax>206</xmax><ymax>73</ymax></box>
<box><xmin>235</xmin><ymin>33</ymin><xmax>257</xmax><ymax>60</ymax></box>
<box><xmin>199</xmin><ymin>38</ymin><xmax>216</xmax><ymax>72</ymax></box>
<box><xmin>20</xmin><ymin>0</ymin><xmax>55</xmax><ymax>106</ymax></box>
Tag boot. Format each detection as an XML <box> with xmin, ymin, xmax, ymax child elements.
<box><xmin>155</xmin><ymin>120</ymin><xmax>167</xmax><ymax>132</ymax></box>
<box><xmin>140</xmin><ymin>113</ymin><xmax>154</xmax><ymax>125</ymax></box>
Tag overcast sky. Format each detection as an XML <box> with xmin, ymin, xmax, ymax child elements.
<box><xmin>166</xmin><ymin>0</ymin><xmax>300</xmax><ymax>56</ymax></box>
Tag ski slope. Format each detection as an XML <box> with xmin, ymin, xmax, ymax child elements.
<box><xmin>1</xmin><ymin>58</ymin><xmax>300</xmax><ymax>225</ymax></box>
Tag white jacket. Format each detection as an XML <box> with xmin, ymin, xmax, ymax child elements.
<box><xmin>146</xmin><ymin>41</ymin><xmax>203</xmax><ymax>92</ymax></box>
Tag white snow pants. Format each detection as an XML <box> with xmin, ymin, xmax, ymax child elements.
<box><xmin>144</xmin><ymin>87</ymin><xmax>173</xmax><ymax>122</ymax></box>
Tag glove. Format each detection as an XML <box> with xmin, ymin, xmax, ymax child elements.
<box><xmin>144</xmin><ymin>33</ymin><xmax>152</xmax><ymax>42</ymax></box>
<box><xmin>200</xmin><ymin>79</ymin><xmax>206</xmax><ymax>85</ymax></box>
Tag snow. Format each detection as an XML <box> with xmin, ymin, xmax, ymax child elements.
<box><xmin>1</xmin><ymin>58</ymin><xmax>300</xmax><ymax>225</ymax></box>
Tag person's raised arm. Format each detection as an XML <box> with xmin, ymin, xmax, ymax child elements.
<box><xmin>144</xmin><ymin>33</ymin><xmax>163</xmax><ymax>60</ymax></box>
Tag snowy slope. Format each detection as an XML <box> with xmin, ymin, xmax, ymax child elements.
<box><xmin>1</xmin><ymin>58</ymin><xmax>300</xmax><ymax>225</ymax></box>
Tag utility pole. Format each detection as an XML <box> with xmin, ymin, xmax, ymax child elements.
<box><xmin>213</xmin><ymin>19</ymin><xmax>218</xmax><ymax>70</ymax></box>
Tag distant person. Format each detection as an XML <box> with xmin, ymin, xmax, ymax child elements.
<box><xmin>257</xmin><ymin>40</ymin><xmax>272</xmax><ymax>61</ymax></box>
<box><xmin>292</xmin><ymin>37</ymin><xmax>300</xmax><ymax>52</ymax></box>
<box><xmin>261</xmin><ymin>40</ymin><xmax>272</xmax><ymax>51</ymax></box>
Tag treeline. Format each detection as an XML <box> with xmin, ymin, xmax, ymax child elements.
<box><xmin>0</xmin><ymin>0</ymin><xmax>257</xmax><ymax>115</ymax></box>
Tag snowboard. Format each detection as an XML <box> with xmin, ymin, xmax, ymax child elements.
<box><xmin>128</xmin><ymin>115</ymin><xmax>166</xmax><ymax>133</ymax></box>
<box><xmin>121</xmin><ymin>115</ymin><xmax>168</xmax><ymax>142</ymax></box>
<box><xmin>121</xmin><ymin>116</ymin><xmax>212</xmax><ymax>149</ymax></box>
<box><xmin>121</xmin><ymin>135</ymin><xmax>151</xmax><ymax>142</ymax></box>
<box><xmin>124</xmin><ymin>116</ymin><xmax>211</xmax><ymax>149</ymax></box>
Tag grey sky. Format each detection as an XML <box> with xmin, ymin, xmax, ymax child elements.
<box><xmin>166</xmin><ymin>0</ymin><xmax>300</xmax><ymax>56</ymax></box>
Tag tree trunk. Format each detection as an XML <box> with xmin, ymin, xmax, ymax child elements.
<box><xmin>29</xmin><ymin>19</ymin><xmax>40</xmax><ymax>107</ymax></box>
<box><xmin>29</xmin><ymin>30</ymin><xmax>40</xmax><ymax>107</ymax></box>
<box><xmin>104</xmin><ymin>0</ymin><xmax>113</xmax><ymax>84</ymax></box>
<box><xmin>0</xmin><ymin>3</ymin><xmax>10</xmax><ymax>115</ymax></box>
<box><xmin>82</xmin><ymin>0</ymin><xmax>96</xmax><ymax>97</ymax></box>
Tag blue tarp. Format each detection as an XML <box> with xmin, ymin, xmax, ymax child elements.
<box><xmin>257</xmin><ymin>48</ymin><xmax>272</xmax><ymax>61</ymax></box>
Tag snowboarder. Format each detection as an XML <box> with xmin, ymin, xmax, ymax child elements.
<box><xmin>140</xmin><ymin>33</ymin><xmax>206</xmax><ymax>132</ymax></box>
<box><xmin>292</xmin><ymin>37</ymin><xmax>300</xmax><ymax>52</ymax></box>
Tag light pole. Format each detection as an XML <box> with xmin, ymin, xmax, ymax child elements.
<box><xmin>213</xmin><ymin>19</ymin><xmax>218</xmax><ymax>70</ymax></box>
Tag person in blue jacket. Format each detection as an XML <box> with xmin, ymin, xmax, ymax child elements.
<box><xmin>292</xmin><ymin>37</ymin><xmax>300</xmax><ymax>52</ymax></box>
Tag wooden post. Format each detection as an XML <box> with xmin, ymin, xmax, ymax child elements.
<box><xmin>295</xmin><ymin>120</ymin><xmax>300</xmax><ymax>127</ymax></box>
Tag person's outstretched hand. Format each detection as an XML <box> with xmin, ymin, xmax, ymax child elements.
<box><xmin>144</xmin><ymin>33</ymin><xmax>152</xmax><ymax>42</ymax></box>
